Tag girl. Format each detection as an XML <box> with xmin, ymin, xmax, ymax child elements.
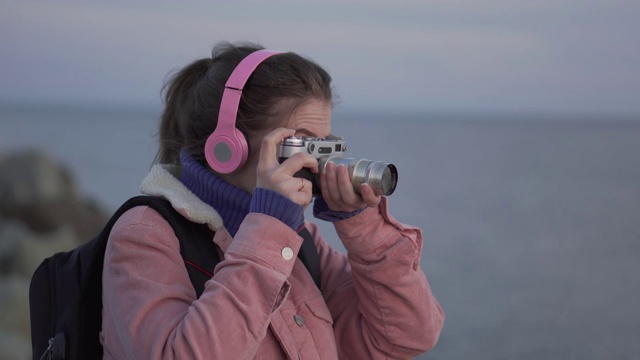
<box><xmin>100</xmin><ymin>42</ymin><xmax>444</xmax><ymax>359</ymax></box>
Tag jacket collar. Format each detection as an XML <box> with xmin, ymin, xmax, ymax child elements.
<box><xmin>139</xmin><ymin>164</ymin><xmax>224</xmax><ymax>232</ymax></box>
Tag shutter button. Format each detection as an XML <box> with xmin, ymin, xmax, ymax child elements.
<box><xmin>281</xmin><ymin>247</ymin><xmax>294</xmax><ymax>260</ymax></box>
<box><xmin>294</xmin><ymin>314</ymin><xmax>305</xmax><ymax>326</ymax></box>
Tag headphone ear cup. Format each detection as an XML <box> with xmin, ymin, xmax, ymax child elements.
<box><xmin>204</xmin><ymin>127</ymin><xmax>249</xmax><ymax>173</ymax></box>
<box><xmin>205</xmin><ymin>49</ymin><xmax>280</xmax><ymax>174</ymax></box>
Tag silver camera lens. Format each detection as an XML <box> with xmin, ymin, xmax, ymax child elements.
<box><xmin>319</xmin><ymin>156</ymin><xmax>398</xmax><ymax>196</ymax></box>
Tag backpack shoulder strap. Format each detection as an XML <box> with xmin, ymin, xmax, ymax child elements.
<box><xmin>119</xmin><ymin>196</ymin><xmax>219</xmax><ymax>298</ymax></box>
<box><xmin>298</xmin><ymin>227</ymin><xmax>321</xmax><ymax>289</ymax></box>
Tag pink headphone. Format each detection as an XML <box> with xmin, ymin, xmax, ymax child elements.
<box><xmin>204</xmin><ymin>49</ymin><xmax>282</xmax><ymax>173</ymax></box>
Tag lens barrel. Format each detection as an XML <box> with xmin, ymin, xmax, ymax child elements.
<box><xmin>319</xmin><ymin>157</ymin><xmax>398</xmax><ymax>196</ymax></box>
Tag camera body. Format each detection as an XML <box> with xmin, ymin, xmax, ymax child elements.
<box><xmin>278</xmin><ymin>135</ymin><xmax>398</xmax><ymax>197</ymax></box>
<box><xmin>278</xmin><ymin>135</ymin><xmax>347</xmax><ymax>159</ymax></box>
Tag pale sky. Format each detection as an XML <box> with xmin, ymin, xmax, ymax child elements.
<box><xmin>1</xmin><ymin>1</ymin><xmax>639</xmax><ymax>116</ymax></box>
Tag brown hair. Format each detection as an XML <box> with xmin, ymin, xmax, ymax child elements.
<box><xmin>156</xmin><ymin>42</ymin><xmax>334</xmax><ymax>166</ymax></box>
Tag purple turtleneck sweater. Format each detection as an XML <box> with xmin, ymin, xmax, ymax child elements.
<box><xmin>179</xmin><ymin>150</ymin><xmax>304</xmax><ymax>237</ymax></box>
<box><xmin>178</xmin><ymin>150</ymin><xmax>363</xmax><ymax>236</ymax></box>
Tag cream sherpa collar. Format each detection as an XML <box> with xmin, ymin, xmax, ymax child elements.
<box><xmin>139</xmin><ymin>164</ymin><xmax>224</xmax><ymax>232</ymax></box>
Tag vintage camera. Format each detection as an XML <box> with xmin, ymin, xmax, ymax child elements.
<box><xmin>278</xmin><ymin>135</ymin><xmax>398</xmax><ymax>196</ymax></box>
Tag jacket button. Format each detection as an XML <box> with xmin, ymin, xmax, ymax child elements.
<box><xmin>281</xmin><ymin>247</ymin><xmax>294</xmax><ymax>260</ymax></box>
<box><xmin>294</xmin><ymin>314</ymin><xmax>305</xmax><ymax>326</ymax></box>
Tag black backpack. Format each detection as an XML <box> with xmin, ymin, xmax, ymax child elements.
<box><xmin>29</xmin><ymin>195</ymin><xmax>320</xmax><ymax>360</ymax></box>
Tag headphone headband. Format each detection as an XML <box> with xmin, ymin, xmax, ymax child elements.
<box><xmin>205</xmin><ymin>49</ymin><xmax>282</xmax><ymax>173</ymax></box>
<box><xmin>217</xmin><ymin>50</ymin><xmax>282</xmax><ymax>135</ymax></box>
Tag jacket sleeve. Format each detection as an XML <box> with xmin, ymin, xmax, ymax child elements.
<box><xmin>312</xmin><ymin>197</ymin><xmax>445</xmax><ymax>359</ymax></box>
<box><xmin>101</xmin><ymin>206</ymin><xmax>303</xmax><ymax>359</ymax></box>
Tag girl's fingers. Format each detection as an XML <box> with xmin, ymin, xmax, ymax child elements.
<box><xmin>336</xmin><ymin>164</ymin><xmax>361</xmax><ymax>205</ymax></box>
<box><xmin>360</xmin><ymin>183</ymin><xmax>382</xmax><ymax>208</ymax></box>
<box><xmin>320</xmin><ymin>161</ymin><xmax>371</xmax><ymax>212</ymax></box>
<box><xmin>255</xmin><ymin>127</ymin><xmax>317</xmax><ymax>207</ymax></box>
<box><xmin>257</xmin><ymin>128</ymin><xmax>296</xmax><ymax>171</ymax></box>
<box><xmin>279</xmin><ymin>153</ymin><xmax>319</xmax><ymax>176</ymax></box>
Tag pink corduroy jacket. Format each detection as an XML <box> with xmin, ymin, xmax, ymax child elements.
<box><xmin>100</xmin><ymin>165</ymin><xmax>444</xmax><ymax>359</ymax></box>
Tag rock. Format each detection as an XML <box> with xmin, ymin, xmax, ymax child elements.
<box><xmin>0</xmin><ymin>276</ymin><xmax>31</xmax><ymax>342</ymax></box>
<box><xmin>0</xmin><ymin>149</ymin><xmax>109</xmax><ymax>242</ymax></box>
<box><xmin>0</xmin><ymin>219</ymin><xmax>78</xmax><ymax>278</ymax></box>
<box><xmin>0</xmin><ymin>219</ymin><xmax>23</xmax><ymax>276</ymax></box>
<box><xmin>18</xmin><ymin>226</ymin><xmax>78</xmax><ymax>278</ymax></box>
<box><xmin>0</xmin><ymin>149</ymin><xmax>76</xmax><ymax>207</ymax></box>
<box><xmin>0</xmin><ymin>328</ymin><xmax>30</xmax><ymax>360</ymax></box>
<box><xmin>2</xmin><ymin>197</ymin><xmax>108</xmax><ymax>242</ymax></box>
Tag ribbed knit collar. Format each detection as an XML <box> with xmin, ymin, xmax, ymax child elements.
<box><xmin>179</xmin><ymin>150</ymin><xmax>250</xmax><ymax>237</ymax></box>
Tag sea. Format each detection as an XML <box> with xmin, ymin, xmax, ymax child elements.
<box><xmin>1</xmin><ymin>103</ymin><xmax>639</xmax><ymax>359</ymax></box>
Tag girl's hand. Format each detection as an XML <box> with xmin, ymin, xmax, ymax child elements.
<box><xmin>256</xmin><ymin>128</ymin><xmax>319</xmax><ymax>207</ymax></box>
<box><xmin>319</xmin><ymin>161</ymin><xmax>381</xmax><ymax>212</ymax></box>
